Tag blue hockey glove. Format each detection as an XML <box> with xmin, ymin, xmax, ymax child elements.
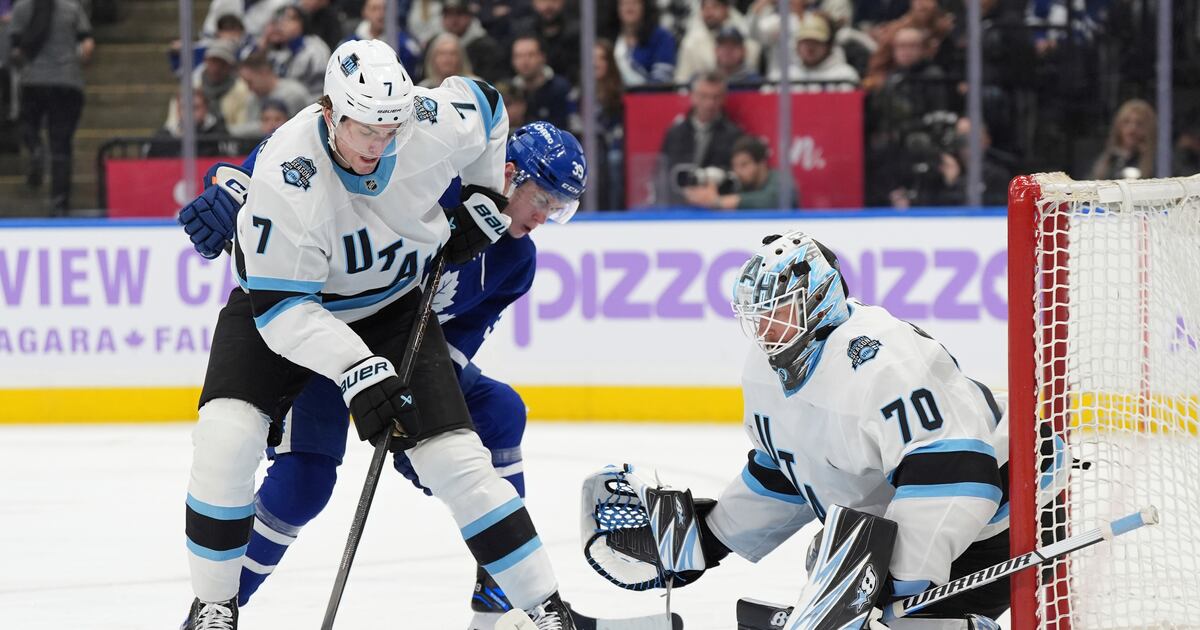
<box><xmin>392</xmin><ymin>452</ymin><xmax>433</xmax><ymax>496</ymax></box>
<box><xmin>178</xmin><ymin>162</ymin><xmax>250</xmax><ymax>259</ymax></box>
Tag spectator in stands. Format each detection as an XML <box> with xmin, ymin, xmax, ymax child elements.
<box><xmin>1176</xmin><ymin>121</ymin><xmax>1200</xmax><ymax>178</ymax></box>
<box><xmin>496</xmin><ymin>81</ymin><xmax>528</xmax><ymax>129</ymax></box>
<box><xmin>0</xmin><ymin>0</ymin><xmax>16</xmax><ymax>153</ymax></box>
<box><xmin>346</xmin><ymin>0</ymin><xmax>424</xmax><ymax>81</ymax></box>
<box><xmin>863</xmin><ymin>0</ymin><xmax>953</xmax><ymax>91</ymax></box>
<box><xmin>202</xmin><ymin>0</ymin><xmax>290</xmax><ymax>40</ymax></box>
<box><xmin>297</xmin><ymin>0</ymin><xmax>346</xmax><ymax>52</ymax></box>
<box><xmin>259</xmin><ymin>97</ymin><xmax>289</xmax><ymax>136</ymax></box>
<box><xmin>231</xmin><ymin>50</ymin><xmax>312</xmax><ymax>137</ymax></box>
<box><xmin>682</xmin><ymin>135</ymin><xmax>799</xmax><ymax>209</ymax></box>
<box><xmin>420</xmin><ymin>33</ymin><xmax>476</xmax><ymax>88</ymax></box>
<box><xmin>199</xmin><ymin>39</ymin><xmax>254</xmax><ymax>130</ymax></box>
<box><xmin>889</xmin><ymin>116</ymin><xmax>1015</xmax><ymax>208</ymax></box>
<box><xmin>145</xmin><ymin>89</ymin><xmax>239</xmax><ymax>158</ymax></box>
<box><xmin>510</xmin><ymin>34</ymin><xmax>573</xmax><ymax>131</ymax></box>
<box><xmin>440</xmin><ymin>0</ymin><xmax>508</xmax><ymax>84</ymax></box>
<box><xmin>611</xmin><ymin>0</ymin><xmax>677</xmax><ymax>86</ymax></box>
<box><xmin>513</xmin><ymin>0</ymin><xmax>582</xmax><ymax>85</ymax></box>
<box><xmin>215</xmin><ymin>13</ymin><xmax>255</xmax><ymax>58</ymax></box>
<box><xmin>713</xmin><ymin>27</ymin><xmax>764</xmax><ymax>86</ymax></box>
<box><xmin>853</xmin><ymin>0</ymin><xmax>909</xmax><ymax>28</ymax></box>
<box><xmin>10</xmin><ymin>0</ymin><xmax>94</xmax><ymax>215</ymax></box>
<box><xmin>674</xmin><ymin>0</ymin><xmax>759</xmax><ymax>84</ymax></box>
<box><xmin>1090</xmin><ymin>99</ymin><xmax>1156</xmax><ymax>180</ymax></box>
<box><xmin>407</xmin><ymin>0</ymin><xmax>443</xmax><ymax>47</ymax></box>
<box><xmin>659</xmin><ymin>72</ymin><xmax>745</xmax><ymax>206</ymax></box>
<box><xmin>593</xmin><ymin>39</ymin><xmax>627</xmax><ymax>210</ymax></box>
<box><xmin>747</xmin><ymin>0</ymin><xmax>805</xmax><ymax>78</ymax></box>
<box><xmin>260</xmin><ymin>4</ymin><xmax>331</xmax><ymax>98</ymax></box>
<box><xmin>771</xmin><ymin>11</ymin><xmax>859</xmax><ymax>83</ymax></box>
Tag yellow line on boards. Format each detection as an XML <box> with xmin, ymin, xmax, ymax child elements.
<box><xmin>0</xmin><ymin>386</ymin><xmax>745</xmax><ymax>424</ymax></box>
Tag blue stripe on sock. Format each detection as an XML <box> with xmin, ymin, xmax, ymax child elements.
<box><xmin>461</xmin><ymin>497</ymin><xmax>524</xmax><ymax>539</ymax></box>
<box><xmin>186</xmin><ymin>537</ymin><xmax>249</xmax><ymax>562</ymax></box>
<box><xmin>482</xmin><ymin>536</ymin><xmax>543</xmax><ymax>575</ymax></box>
<box><xmin>187</xmin><ymin>494</ymin><xmax>254</xmax><ymax>520</ymax></box>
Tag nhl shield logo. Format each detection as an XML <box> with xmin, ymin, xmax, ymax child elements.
<box><xmin>847</xmin><ymin>335</ymin><xmax>882</xmax><ymax>369</ymax></box>
<box><xmin>365</xmin><ymin>179</ymin><xmax>378</xmax><ymax>191</ymax></box>
<box><xmin>281</xmin><ymin>157</ymin><xmax>317</xmax><ymax>191</ymax></box>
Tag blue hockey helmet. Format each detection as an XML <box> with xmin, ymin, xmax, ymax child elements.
<box><xmin>732</xmin><ymin>230</ymin><xmax>850</xmax><ymax>394</ymax></box>
<box><xmin>507</xmin><ymin>121</ymin><xmax>587</xmax><ymax>223</ymax></box>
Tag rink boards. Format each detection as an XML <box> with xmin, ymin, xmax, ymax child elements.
<box><xmin>0</xmin><ymin>210</ymin><xmax>1008</xmax><ymax>423</ymax></box>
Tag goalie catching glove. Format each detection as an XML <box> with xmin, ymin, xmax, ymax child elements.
<box><xmin>580</xmin><ymin>464</ymin><xmax>728</xmax><ymax>591</ymax></box>
<box><xmin>443</xmin><ymin>184</ymin><xmax>511</xmax><ymax>264</ymax></box>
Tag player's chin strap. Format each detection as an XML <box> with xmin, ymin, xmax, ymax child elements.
<box><xmin>579</xmin><ymin>465</ymin><xmax>714</xmax><ymax>620</ymax></box>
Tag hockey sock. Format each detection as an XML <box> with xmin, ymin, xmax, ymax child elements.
<box><xmin>187</xmin><ymin>399</ymin><xmax>270</xmax><ymax>603</ymax></box>
<box><xmin>238</xmin><ymin>452</ymin><xmax>338</xmax><ymax>605</ymax></box>
<box><xmin>407</xmin><ymin>429</ymin><xmax>556</xmax><ymax>610</ymax></box>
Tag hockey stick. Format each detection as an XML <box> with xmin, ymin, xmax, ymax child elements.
<box><xmin>735</xmin><ymin>507</ymin><xmax>1158</xmax><ymax>629</ymax></box>
<box><xmin>321</xmin><ymin>252</ymin><xmax>447</xmax><ymax>630</ymax></box>
<box><xmin>570</xmin><ymin>605</ymin><xmax>684</xmax><ymax>630</ymax></box>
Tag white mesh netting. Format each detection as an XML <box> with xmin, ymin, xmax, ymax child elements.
<box><xmin>1029</xmin><ymin>173</ymin><xmax>1200</xmax><ymax>629</ymax></box>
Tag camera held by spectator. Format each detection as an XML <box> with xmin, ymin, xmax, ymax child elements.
<box><xmin>673</xmin><ymin>163</ymin><xmax>740</xmax><ymax>196</ymax></box>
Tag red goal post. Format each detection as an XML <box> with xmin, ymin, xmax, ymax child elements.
<box><xmin>1008</xmin><ymin>172</ymin><xmax>1200</xmax><ymax>630</ymax></box>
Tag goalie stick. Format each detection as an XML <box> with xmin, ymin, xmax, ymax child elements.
<box><xmin>570</xmin><ymin>606</ymin><xmax>684</xmax><ymax>630</ymax></box>
<box><xmin>737</xmin><ymin>507</ymin><xmax>1158</xmax><ymax>629</ymax></box>
<box><xmin>496</xmin><ymin>606</ymin><xmax>685</xmax><ymax>630</ymax></box>
<box><xmin>320</xmin><ymin>252</ymin><xmax>447</xmax><ymax>630</ymax></box>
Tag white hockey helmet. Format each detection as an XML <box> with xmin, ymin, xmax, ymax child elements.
<box><xmin>323</xmin><ymin>39</ymin><xmax>416</xmax><ymax>158</ymax></box>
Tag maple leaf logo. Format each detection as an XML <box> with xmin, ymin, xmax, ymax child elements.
<box><xmin>433</xmin><ymin>269</ymin><xmax>460</xmax><ymax>323</ymax></box>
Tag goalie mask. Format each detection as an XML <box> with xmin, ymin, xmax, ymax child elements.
<box><xmin>732</xmin><ymin>231</ymin><xmax>850</xmax><ymax>395</ymax></box>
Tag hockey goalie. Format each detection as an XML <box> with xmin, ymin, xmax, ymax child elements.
<box><xmin>581</xmin><ymin>230</ymin><xmax>1058</xmax><ymax>629</ymax></box>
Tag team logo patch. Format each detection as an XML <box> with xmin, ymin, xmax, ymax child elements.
<box><xmin>414</xmin><ymin>95</ymin><xmax>438</xmax><ymax>124</ymax></box>
<box><xmin>849</xmin><ymin>564</ymin><xmax>878</xmax><ymax>613</ymax></box>
<box><xmin>281</xmin><ymin>156</ymin><xmax>317</xmax><ymax>191</ymax></box>
<box><xmin>339</xmin><ymin>52</ymin><xmax>360</xmax><ymax>77</ymax></box>
<box><xmin>847</xmin><ymin>335</ymin><xmax>882</xmax><ymax>369</ymax></box>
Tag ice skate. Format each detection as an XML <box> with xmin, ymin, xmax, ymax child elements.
<box><xmin>469</xmin><ymin>564</ymin><xmax>514</xmax><ymax>629</ymax></box>
<box><xmin>181</xmin><ymin>597</ymin><xmax>237</xmax><ymax>630</ymax></box>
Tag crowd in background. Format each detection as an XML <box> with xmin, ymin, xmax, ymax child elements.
<box><xmin>2</xmin><ymin>0</ymin><xmax>1199</xmax><ymax>213</ymax></box>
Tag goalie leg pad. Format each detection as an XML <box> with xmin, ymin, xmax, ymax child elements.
<box><xmin>784</xmin><ymin>504</ymin><xmax>898</xmax><ymax>630</ymax></box>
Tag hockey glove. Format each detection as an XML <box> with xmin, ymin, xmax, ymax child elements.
<box><xmin>178</xmin><ymin>162</ymin><xmax>250</xmax><ymax>259</ymax></box>
<box><xmin>443</xmin><ymin>184</ymin><xmax>511</xmax><ymax>264</ymax></box>
<box><xmin>339</xmin><ymin>356</ymin><xmax>421</xmax><ymax>446</ymax></box>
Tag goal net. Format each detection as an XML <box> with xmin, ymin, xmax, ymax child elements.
<box><xmin>1008</xmin><ymin>173</ymin><xmax>1200</xmax><ymax>630</ymax></box>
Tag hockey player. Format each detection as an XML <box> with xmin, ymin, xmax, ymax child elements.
<box><xmin>583</xmin><ymin>230</ymin><xmax>1035</xmax><ymax>629</ymax></box>
<box><xmin>179</xmin><ymin>121</ymin><xmax>588</xmax><ymax>629</ymax></box>
<box><xmin>182</xmin><ymin>39</ymin><xmax>575</xmax><ymax>630</ymax></box>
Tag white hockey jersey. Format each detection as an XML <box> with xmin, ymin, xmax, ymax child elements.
<box><xmin>231</xmin><ymin>76</ymin><xmax>508</xmax><ymax>381</ymax></box>
<box><xmin>706</xmin><ymin>301</ymin><xmax>1015</xmax><ymax>590</ymax></box>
